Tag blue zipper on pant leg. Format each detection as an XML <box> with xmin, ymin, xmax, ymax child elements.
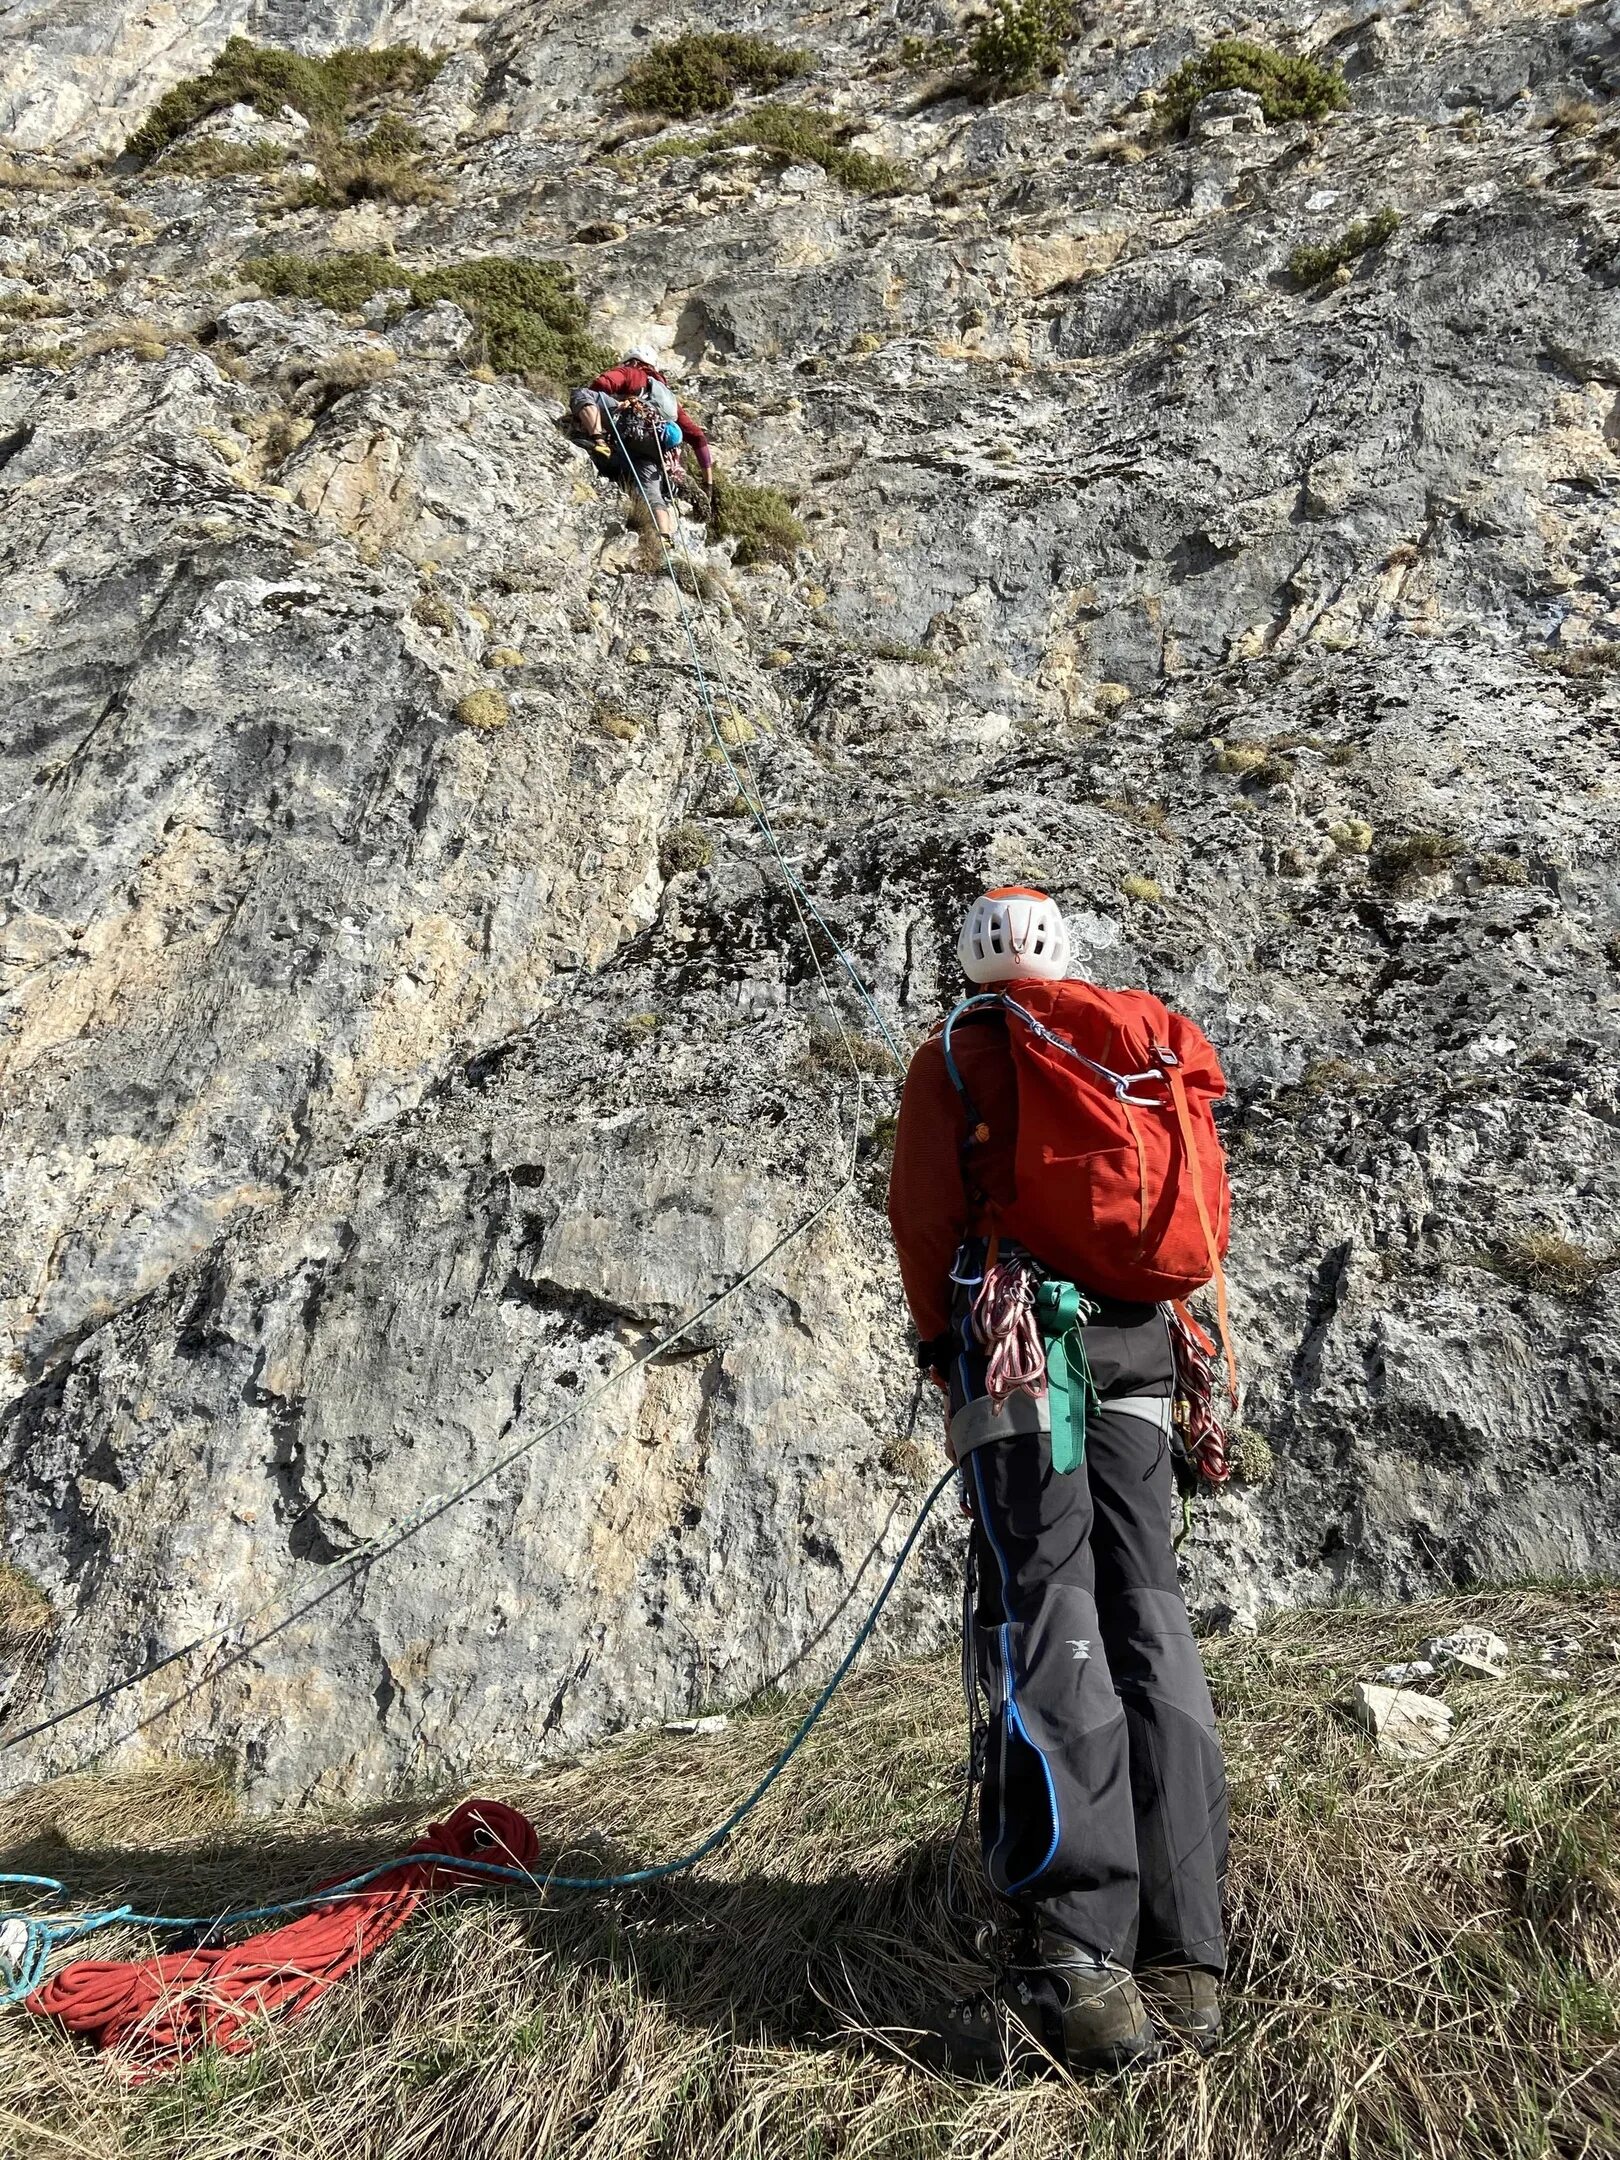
<box><xmin>971</xmin><ymin>1454</ymin><xmax>1063</xmax><ymax>1895</ymax></box>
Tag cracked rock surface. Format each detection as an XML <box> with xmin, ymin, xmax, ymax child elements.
<box><xmin>2</xmin><ymin>0</ymin><xmax>1618</xmax><ymax>1804</ymax></box>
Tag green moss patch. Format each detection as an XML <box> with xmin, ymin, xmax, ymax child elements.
<box><xmin>243</xmin><ymin>252</ymin><xmax>612</xmax><ymax>385</ymax></box>
<box><xmin>618</xmin><ymin>33</ymin><xmax>811</xmax><ymax>120</ymax></box>
<box><xmin>646</xmin><ymin>102</ymin><xmax>905</xmax><ymax>196</ymax></box>
<box><xmin>126</xmin><ymin>37</ymin><xmax>442</xmax><ymax>163</ymax></box>
<box><xmin>1159</xmin><ymin>40</ymin><xmax>1348</xmax><ymax>135</ymax></box>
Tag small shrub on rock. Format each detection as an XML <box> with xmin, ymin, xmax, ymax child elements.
<box><xmin>619</xmin><ymin>33</ymin><xmax>810</xmax><ymax>120</ymax></box>
<box><xmin>970</xmin><ymin>0</ymin><xmax>1075</xmax><ymax>92</ymax></box>
<box><xmin>455</xmin><ymin>688</ymin><xmax>509</xmax><ymax>731</ymax></box>
<box><xmin>1289</xmin><ymin>207</ymin><xmax>1400</xmax><ymax>287</ymax></box>
<box><xmin>1159</xmin><ymin>40</ymin><xmax>1347</xmax><ymax>135</ymax></box>
<box><xmin>243</xmin><ymin>253</ymin><xmax>612</xmax><ymax>386</ymax></box>
<box><xmin>659</xmin><ymin>822</ymin><xmax>714</xmax><ymax>876</ymax></box>
<box><xmin>707</xmin><ymin>474</ymin><xmax>806</xmax><ymax>566</ymax></box>
<box><xmin>126</xmin><ymin>37</ymin><xmax>441</xmax><ymax>162</ymax></box>
<box><xmin>645</xmin><ymin>103</ymin><xmax>905</xmax><ymax>195</ymax></box>
<box><xmin>1371</xmin><ymin>830</ymin><xmax>1463</xmax><ymax>886</ymax></box>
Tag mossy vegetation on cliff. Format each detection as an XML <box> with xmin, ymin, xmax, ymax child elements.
<box><xmin>618</xmin><ymin>32</ymin><xmax>811</xmax><ymax>120</ymax></box>
<box><xmin>243</xmin><ymin>253</ymin><xmax>612</xmax><ymax>385</ymax></box>
<box><xmin>125</xmin><ymin>37</ymin><xmax>442</xmax><ymax>163</ymax></box>
<box><xmin>1159</xmin><ymin>40</ymin><xmax>1349</xmax><ymax>134</ymax></box>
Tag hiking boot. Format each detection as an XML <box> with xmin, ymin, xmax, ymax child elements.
<box><xmin>1138</xmin><ymin>1964</ymin><xmax>1221</xmax><ymax>2055</ymax></box>
<box><xmin>921</xmin><ymin>1928</ymin><xmax>1158</xmax><ymax>2078</ymax></box>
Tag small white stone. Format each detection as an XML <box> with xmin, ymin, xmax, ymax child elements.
<box><xmin>1424</xmin><ymin>1628</ymin><xmax>1511</xmax><ymax>1680</ymax></box>
<box><xmin>1345</xmin><ymin>1682</ymin><xmax>1455</xmax><ymax>1758</ymax></box>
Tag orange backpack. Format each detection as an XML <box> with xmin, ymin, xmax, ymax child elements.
<box><xmin>942</xmin><ymin>979</ymin><xmax>1235</xmax><ymax>1383</ymax></box>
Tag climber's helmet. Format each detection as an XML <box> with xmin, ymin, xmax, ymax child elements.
<box><xmin>958</xmin><ymin>887</ymin><xmax>1070</xmax><ymax>984</ymax></box>
<box><xmin>623</xmin><ymin>345</ymin><xmax>662</xmax><ymax>371</ymax></box>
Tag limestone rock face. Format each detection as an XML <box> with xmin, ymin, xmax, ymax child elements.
<box><xmin>0</xmin><ymin>2</ymin><xmax>473</xmax><ymax>159</ymax></box>
<box><xmin>2</xmin><ymin>0</ymin><xmax>1619</xmax><ymax>1804</ymax></box>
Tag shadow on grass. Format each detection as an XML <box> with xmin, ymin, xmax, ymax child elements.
<box><xmin>6</xmin><ymin>1818</ymin><xmax>983</xmax><ymax>2058</ymax></box>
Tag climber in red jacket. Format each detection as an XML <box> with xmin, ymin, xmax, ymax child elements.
<box><xmin>568</xmin><ymin>347</ymin><xmax>715</xmax><ymax>542</ymax></box>
<box><xmin>888</xmin><ymin>887</ymin><xmax>1230</xmax><ymax>2078</ymax></box>
<box><xmin>586</xmin><ymin>349</ymin><xmax>715</xmax><ymax>482</ymax></box>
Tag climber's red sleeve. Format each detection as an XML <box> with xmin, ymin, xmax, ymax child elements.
<box><xmin>589</xmin><ymin>365</ymin><xmax>639</xmax><ymax>397</ymax></box>
<box><xmin>887</xmin><ymin>1038</ymin><xmax>974</xmax><ymax>1344</ymax></box>
<box><xmin>676</xmin><ymin>406</ymin><xmax>713</xmax><ymax>471</ymax></box>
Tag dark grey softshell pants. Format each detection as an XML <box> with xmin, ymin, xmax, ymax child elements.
<box><xmin>949</xmin><ymin>1274</ymin><xmax>1228</xmax><ymax>1973</ymax></box>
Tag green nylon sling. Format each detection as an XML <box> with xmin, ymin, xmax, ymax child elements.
<box><xmin>1035</xmin><ymin>1280</ymin><xmax>1099</xmax><ymax>1474</ymax></box>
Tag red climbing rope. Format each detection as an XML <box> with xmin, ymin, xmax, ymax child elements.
<box><xmin>25</xmin><ymin>1798</ymin><xmax>539</xmax><ymax>2080</ymax></box>
<box><xmin>1168</xmin><ymin>1300</ymin><xmax>1233</xmax><ymax>1483</ymax></box>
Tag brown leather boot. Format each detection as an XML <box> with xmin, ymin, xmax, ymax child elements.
<box><xmin>923</xmin><ymin>1927</ymin><xmax>1159</xmax><ymax>2078</ymax></box>
<box><xmin>1138</xmin><ymin>1964</ymin><xmax>1222</xmax><ymax>2055</ymax></box>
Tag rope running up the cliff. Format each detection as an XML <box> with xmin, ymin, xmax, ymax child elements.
<box><xmin>0</xmin><ymin>404</ymin><xmax>915</xmax><ymax>1768</ymax></box>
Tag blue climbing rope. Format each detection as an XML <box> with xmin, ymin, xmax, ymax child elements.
<box><xmin>2</xmin><ymin>1466</ymin><xmax>954</xmax><ymax>2007</ymax></box>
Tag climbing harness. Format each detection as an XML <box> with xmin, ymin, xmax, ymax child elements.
<box><xmin>3</xmin><ymin>1467</ymin><xmax>956</xmax><ymax>2067</ymax></box>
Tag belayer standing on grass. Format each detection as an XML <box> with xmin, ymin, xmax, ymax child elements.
<box><xmin>887</xmin><ymin>886</ymin><xmax>1236</xmax><ymax>2075</ymax></box>
<box><xmin>569</xmin><ymin>346</ymin><xmax>714</xmax><ymax>542</ymax></box>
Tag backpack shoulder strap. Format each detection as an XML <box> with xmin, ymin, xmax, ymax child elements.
<box><xmin>940</xmin><ymin>993</ymin><xmax>1005</xmax><ymax>1210</ymax></box>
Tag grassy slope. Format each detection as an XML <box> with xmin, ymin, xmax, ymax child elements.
<box><xmin>3</xmin><ymin>1589</ymin><xmax>1619</xmax><ymax>2158</ymax></box>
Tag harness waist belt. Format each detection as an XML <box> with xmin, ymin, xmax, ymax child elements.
<box><xmin>950</xmin><ymin>1388</ymin><xmax>1050</xmax><ymax>1462</ymax></box>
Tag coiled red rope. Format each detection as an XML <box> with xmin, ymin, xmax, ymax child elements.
<box><xmin>1168</xmin><ymin>1300</ymin><xmax>1232</xmax><ymax>1483</ymax></box>
<box><xmin>25</xmin><ymin>1798</ymin><xmax>539</xmax><ymax>2080</ymax></box>
<box><xmin>971</xmin><ymin>1246</ymin><xmax>1047</xmax><ymax>1411</ymax></box>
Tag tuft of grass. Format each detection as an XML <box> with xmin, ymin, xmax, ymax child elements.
<box><xmin>243</xmin><ymin>253</ymin><xmax>612</xmax><ymax>387</ymax></box>
<box><xmin>1485</xmin><ymin>1233</ymin><xmax>1616</xmax><ymax>1299</ymax></box>
<box><xmin>1371</xmin><ymin>829</ymin><xmax>1464</xmax><ymax>887</ymax></box>
<box><xmin>659</xmin><ymin>822</ymin><xmax>714</xmax><ymax>876</ymax></box>
<box><xmin>1289</xmin><ymin>207</ymin><xmax>1401</xmax><ymax>287</ymax></box>
<box><xmin>455</xmin><ymin>688</ymin><xmax>509</xmax><ymax>732</ymax></box>
<box><xmin>4</xmin><ymin>1589</ymin><xmax>1619</xmax><ymax>2155</ymax></box>
<box><xmin>1328</xmin><ymin>818</ymin><xmax>1374</xmax><ymax>853</ymax></box>
<box><xmin>969</xmin><ymin>0</ymin><xmax>1075</xmax><ymax>92</ymax></box>
<box><xmin>126</xmin><ymin>37</ymin><xmax>442</xmax><ymax>163</ymax></box>
<box><xmin>618</xmin><ymin>32</ymin><xmax>811</xmax><ymax>120</ymax></box>
<box><xmin>646</xmin><ymin>102</ymin><xmax>906</xmax><ymax>195</ymax></box>
<box><xmin>1119</xmin><ymin>872</ymin><xmax>1162</xmax><ymax>903</ymax></box>
<box><xmin>160</xmin><ymin>137</ymin><xmax>290</xmax><ymax>179</ymax></box>
<box><xmin>0</xmin><ymin>1557</ymin><xmax>52</xmax><ymax>1632</ymax></box>
<box><xmin>706</xmin><ymin>473</ymin><xmax>806</xmax><ymax>567</ymax></box>
<box><xmin>284</xmin><ymin>119</ymin><xmax>447</xmax><ymax>208</ymax></box>
<box><xmin>1159</xmin><ymin>40</ymin><xmax>1349</xmax><ymax>135</ymax></box>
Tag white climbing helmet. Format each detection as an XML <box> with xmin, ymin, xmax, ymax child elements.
<box><xmin>623</xmin><ymin>345</ymin><xmax>662</xmax><ymax>371</ymax></box>
<box><xmin>958</xmin><ymin>886</ymin><xmax>1071</xmax><ymax>984</ymax></box>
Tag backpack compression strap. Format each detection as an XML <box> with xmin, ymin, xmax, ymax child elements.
<box><xmin>1155</xmin><ymin>1047</ymin><xmax>1239</xmax><ymax>1408</ymax></box>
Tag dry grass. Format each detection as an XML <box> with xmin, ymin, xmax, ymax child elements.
<box><xmin>3</xmin><ymin>1590</ymin><xmax>1619</xmax><ymax>2156</ymax></box>
<box><xmin>3</xmin><ymin>1589</ymin><xmax>1620</xmax><ymax>2142</ymax></box>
